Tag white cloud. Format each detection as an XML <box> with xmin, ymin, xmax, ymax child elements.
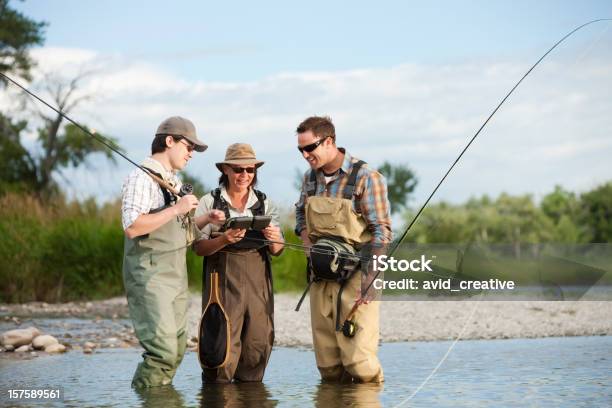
<box><xmin>4</xmin><ymin>46</ymin><xmax>611</xmax><ymax>210</ymax></box>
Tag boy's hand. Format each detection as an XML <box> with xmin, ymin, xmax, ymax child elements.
<box><xmin>207</xmin><ymin>209</ymin><xmax>226</xmax><ymax>225</ymax></box>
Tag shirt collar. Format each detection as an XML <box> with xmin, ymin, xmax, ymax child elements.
<box><xmin>142</xmin><ymin>157</ymin><xmax>177</xmax><ymax>183</ymax></box>
<box><xmin>338</xmin><ymin>147</ymin><xmax>353</xmax><ymax>175</ymax></box>
<box><xmin>220</xmin><ymin>186</ymin><xmax>258</xmax><ymax>209</ymax></box>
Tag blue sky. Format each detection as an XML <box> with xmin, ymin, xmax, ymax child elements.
<box><xmin>6</xmin><ymin>1</ymin><xmax>612</xmax><ymax>217</ymax></box>
<box><xmin>18</xmin><ymin>1</ymin><xmax>612</xmax><ymax>80</ymax></box>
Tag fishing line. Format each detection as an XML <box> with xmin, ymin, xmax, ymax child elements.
<box><xmin>0</xmin><ymin>72</ymin><xmax>182</xmax><ymax>195</ymax></box>
<box><xmin>391</xmin><ymin>19</ymin><xmax>612</xmax><ymax>406</ymax></box>
<box><xmin>393</xmin><ymin>293</ymin><xmax>484</xmax><ymax>408</ymax></box>
<box><xmin>356</xmin><ymin>18</ymin><xmax>612</xmax><ymax>305</ymax></box>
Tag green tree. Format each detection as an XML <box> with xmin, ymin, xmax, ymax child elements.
<box><xmin>580</xmin><ymin>182</ymin><xmax>612</xmax><ymax>243</ymax></box>
<box><xmin>0</xmin><ymin>0</ymin><xmax>46</xmax><ymax>82</ymax></box>
<box><xmin>541</xmin><ymin>185</ymin><xmax>579</xmax><ymax>224</ymax></box>
<box><xmin>378</xmin><ymin>161</ymin><xmax>418</xmax><ymax>214</ymax></box>
<box><xmin>0</xmin><ymin>113</ymin><xmax>37</xmax><ymax>193</ymax></box>
<box><xmin>23</xmin><ymin>72</ymin><xmax>122</xmax><ymax>197</ymax></box>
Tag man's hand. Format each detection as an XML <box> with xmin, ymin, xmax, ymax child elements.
<box><xmin>223</xmin><ymin>228</ymin><xmax>246</xmax><ymax>244</ymax></box>
<box><xmin>262</xmin><ymin>224</ymin><xmax>282</xmax><ymax>242</ymax></box>
<box><xmin>174</xmin><ymin>194</ymin><xmax>199</xmax><ymax>215</ymax></box>
<box><xmin>299</xmin><ymin>229</ymin><xmax>312</xmax><ymax>256</ymax></box>
<box><xmin>206</xmin><ymin>209</ymin><xmax>226</xmax><ymax>225</ymax></box>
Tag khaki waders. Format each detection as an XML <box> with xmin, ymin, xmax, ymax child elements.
<box><xmin>310</xmin><ymin>271</ymin><xmax>383</xmax><ymax>383</ymax></box>
<box><xmin>303</xmin><ymin>160</ymin><xmax>384</xmax><ymax>383</ymax></box>
<box><xmin>202</xmin><ymin>249</ymin><xmax>274</xmax><ymax>383</ymax></box>
<box><xmin>123</xmin><ymin>210</ymin><xmax>190</xmax><ymax>388</ymax></box>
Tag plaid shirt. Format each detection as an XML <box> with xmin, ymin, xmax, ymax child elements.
<box><xmin>121</xmin><ymin>158</ymin><xmax>181</xmax><ymax>230</ymax></box>
<box><xmin>295</xmin><ymin>148</ymin><xmax>392</xmax><ymax>244</ymax></box>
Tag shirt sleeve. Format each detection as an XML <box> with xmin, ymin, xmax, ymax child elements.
<box><xmin>294</xmin><ymin>171</ymin><xmax>309</xmax><ymax>235</ymax></box>
<box><xmin>194</xmin><ymin>194</ymin><xmax>215</xmax><ymax>241</ymax></box>
<box><xmin>359</xmin><ymin>170</ymin><xmax>393</xmax><ymax>245</ymax></box>
<box><xmin>121</xmin><ymin>171</ymin><xmax>156</xmax><ymax>230</ymax></box>
<box><xmin>265</xmin><ymin>197</ymin><xmax>281</xmax><ymax>227</ymax></box>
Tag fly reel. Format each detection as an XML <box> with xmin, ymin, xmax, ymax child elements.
<box><xmin>179</xmin><ymin>183</ymin><xmax>194</xmax><ymax>196</ymax></box>
<box><xmin>342</xmin><ymin>319</ymin><xmax>357</xmax><ymax>338</ymax></box>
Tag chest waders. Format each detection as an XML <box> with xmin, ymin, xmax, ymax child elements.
<box><xmin>295</xmin><ymin>161</ymin><xmax>369</xmax><ymax>332</ymax></box>
<box><xmin>122</xmin><ymin>169</ymin><xmax>194</xmax><ymax>388</ymax></box>
<box><xmin>199</xmin><ymin>188</ymin><xmax>275</xmax><ymax>383</ymax></box>
<box><xmin>298</xmin><ymin>160</ymin><xmax>383</xmax><ymax>383</ymax></box>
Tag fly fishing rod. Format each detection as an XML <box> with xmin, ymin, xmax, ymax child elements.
<box><xmin>340</xmin><ymin>18</ymin><xmax>612</xmax><ymax>338</ymax></box>
<box><xmin>0</xmin><ymin>72</ymin><xmax>191</xmax><ymax>197</ymax></box>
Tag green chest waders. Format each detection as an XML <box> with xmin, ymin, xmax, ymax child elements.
<box><xmin>123</xmin><ymin>187</ymin><xmax>194</xmax><ymax>387</ymax></box>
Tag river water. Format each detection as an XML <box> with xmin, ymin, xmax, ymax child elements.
<box><xmin>1</xmin><ymin>336</ymin><xmax>610</xmax><ymax>407</ymax></box>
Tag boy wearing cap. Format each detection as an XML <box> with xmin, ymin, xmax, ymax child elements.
<box><xmin>122</xmin><ymin>116</ymin><xmax>224</xmax><ymax>388</ymax></box>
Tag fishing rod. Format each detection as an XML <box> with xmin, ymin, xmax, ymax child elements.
<box><xmin>0</xmin><ymin>72</ymin><xmax>188</xmax><ymax>197</ymax></box>
<box><xmin>340</xmin><ymin>18</ymin><xmax>612</xmax><ymax>337</ymax></box>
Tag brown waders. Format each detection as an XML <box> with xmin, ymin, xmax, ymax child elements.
<box><xmin>123</xmin><ymin>210</ymin><xmax>190</xmax><ymax>388</ymax></box>
<box><xmin>202</xmin><ymin>248</ymin><xmax>274</xmax><ymax>383</ymax></box>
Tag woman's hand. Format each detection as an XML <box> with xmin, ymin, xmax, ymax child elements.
<box><xmin>262</xmin><ymin>224</ymin><xmax>282</xmax><ymax>242</ymax></box>
<box><xmin>223</xmin><ymin>228</ymin><xmax>246</xmax><ymax>244</ymax></box>
<box><xmin>263</xmin><ymin>224</ymin><xmax>284</xmax><ymax>255</ymax></box>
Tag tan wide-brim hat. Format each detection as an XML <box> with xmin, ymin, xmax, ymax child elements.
<box><xmin>155</xmin><ymin>116</ymin><xmax>208</xmax><ymax>152</ymax></box>
<box><xmin>215</xmin><ymin>143</ymin><xmax>264</xmax><ymax>171</ymax></box>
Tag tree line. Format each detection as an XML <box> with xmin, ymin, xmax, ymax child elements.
<box><xmin>404</xmin><ymin>184</ymin><xmax>611</xmax><ymax>244</ymax></box>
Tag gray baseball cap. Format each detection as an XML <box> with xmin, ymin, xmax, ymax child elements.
<box><xmin>155</xmin><ymin>116</ymin><xmax>208</xmax><ymax>152</ymax></box>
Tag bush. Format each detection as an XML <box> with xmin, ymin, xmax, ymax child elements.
<box><xmin>0</xmin><ymin>193</ymin><xmax>309</xmax><ymax>302</ymax></box>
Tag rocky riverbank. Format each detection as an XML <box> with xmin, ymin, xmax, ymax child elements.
<box><xmin>1</xmin><ymin>294</ymin><xmax>611</xmax><ymax>357</ymax></box>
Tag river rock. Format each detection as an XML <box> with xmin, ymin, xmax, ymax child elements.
<box><xmin>32</xmin><ymin>335</ymin><xmax>59</xmax><ymax>350</ymax></box>
<box><xmin>0</xmin><ymin>327</ymin><xmax>40</xmax><ymax>347</ymax></box>
<box><xmin>83</xmin><ymin>341</ymin><xmax>97</xmax><ymax>349</ymax></box>
<box><xmin>83</xmin><ymin>347</ymin><xmax>93</xmax><ymax>354</ymax></box>
<box><xmin>15</xmin><ymin>344</ymin><xmax>30</xmax><ymax>353</ymax></box>
<box><xmin>45</xmin><ymin>343</ymin><xmax>66</xmax><ymax>353</ymax></box>
<box><xmin>4</xmin><ymin>344</ymin><xmax>14</xmax><ymax>352</ymax></box>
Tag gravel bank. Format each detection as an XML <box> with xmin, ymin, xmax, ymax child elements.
<box><xmin>2</xmin><ymin>294</ymin><xmax>611</xmax><ymax>349</ymax></box>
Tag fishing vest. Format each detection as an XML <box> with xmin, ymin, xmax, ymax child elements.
<box><xmin>304</xmin><ymin>160</ymin><xmax>372</xmax><ymax>247</ymax></box>
<box><xmin>211</xmin><ymin>187</ymin><xmax>267</xmax><ymax>250</ymax></box>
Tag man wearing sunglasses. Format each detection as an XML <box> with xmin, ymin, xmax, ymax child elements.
<box><xmin>122</xmin><ymin>116</ymin><xmax>224</xmax><ymax>388</ymax></box>
<box><xmin>295</xmin><ymin>116</ymin><xmax>392</xmax><ymax>384</ymax></box>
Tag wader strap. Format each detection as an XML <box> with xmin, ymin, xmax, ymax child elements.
<box><xmin>335</xmin><ymin>281</ymin><xmax>347</xmax><ymax>331</ymax></box>
<box><xmin>295</xmin><ymin>281</ymin><xmax>313</xmax><ymax>312</ymax></box>
<box><xmin>212</xmin><ymin>187</ymin><xmax>267</xmax><ymax>217</ymax></box>
<box><xmin>305</xmin><ymin>160</ymin><xmax>366</xmax><ymax>199</ymax></box>
<box><xmin>342</xmin><ymin>160</ymin><xmax>365</xmax><ymax>199</ymax></box>
<box><xmin>212</xmin><ymin>188</ymin><xmax>230</xmax><ymax>220</ymax></box>
<box><xmin>251</xmin><ymin>189</ymin><xmax>267</xmax><ymax>215</ymax></box>
<box><xmin>143</xmin><ymin>167</ymin><xmax>176</xmax><ymax>206</ymax></box>
<box><xmin>305</xmin><ymin>169</ymin><xmax>317</xmax><ymax>197</ymax></box>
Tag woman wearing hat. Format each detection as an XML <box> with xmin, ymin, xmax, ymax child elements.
<box><xmin>194</xmin><ymin>143</ymin><xmax>283</xmax><ymax>383</ymax></box>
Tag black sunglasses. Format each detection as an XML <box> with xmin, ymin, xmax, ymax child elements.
<box><xmin>230</xmin><ymin>166</ymin><xmax>256</xmax><ymax>174</ymax></box>
<box><xmin>178</xmin><ymin>138</ymin><xmax>196</xmax><ymax>152</ymax></box>
<box><xmin>297</xmin><ymin>136</ymin><xmax>329</xmax><ymax>154</ymax></box>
